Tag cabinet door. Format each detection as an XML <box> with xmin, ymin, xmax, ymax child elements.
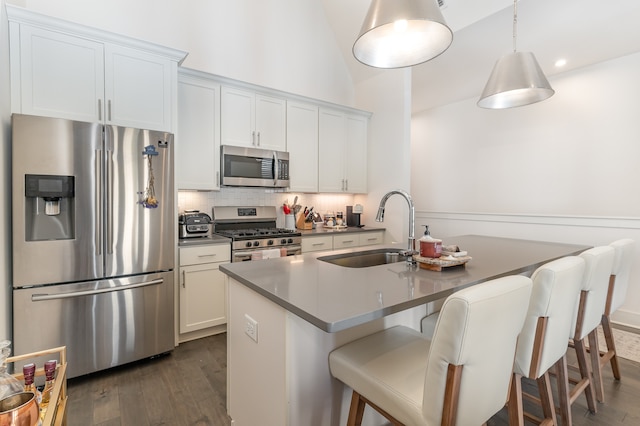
<box><xmin>345</xmin><ymin>114</ymin><xmax>368</xmax><ymax>194</ymax></box>
<box><xmin>179</xmin><ymin>263</ymin><xmax>227</xmax><ymax>333</ymax></box>
<box><xmin>221</xmin><ymin>86</ymin><xmax>255</xmax><ymax>147</ymax></box>
<box><xmin>286</xmin><ymin>101</ymin><xmax>318</xmax><ymax>192</ymax></box>
<box><xmin>255</xmin><ymin>94</ymin><xmax>286</xmax><ymax>151</ymax></box>
<box><xmin>318</xmin><ymin>108</ymin><xmax>346</xmax><ymax>192</ymax></box>
<box><xmin>333</xmin><ymin>234</ymin><xmax>359</xmax><ymax>250</ymax></box>
<box><xmin>13</xmin><ymin>25</ymin><xmax>104</xmax><ymax>122</ymax></box>
<box><xmin>177</xmin><ymin>76</ymin><xmax>221</xmax><ymax>190</ymax></box>
<box><xmin>359</xmin><ymin>231</ymin><xmax>384</xmax><ymax>247</ymax></box>
<box><xmin>105</xmin><ymin>44</ymin><xmax>173</xmax><ymax>131</ymax></box>
<box><xmin>301</xmin><ymin>235</ymin><xmax>333</xmax><ymax>253</ymax></box>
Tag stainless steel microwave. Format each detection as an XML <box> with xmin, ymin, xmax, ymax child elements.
<box><xmin>220</xmin><ymin>145</ymin><xmax>290</xmax><ymax>188</ymax></box>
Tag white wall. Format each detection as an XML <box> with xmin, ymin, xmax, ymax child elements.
<box><xmin>411</xmin><ymin>51</ymin><xmax>640</xmax><ymax>328</ymax></box>
<box><xmin>12</xmin><ymin>0</ymin><xmax>355</xmax><ymax>107</ymax></box>
<box><xmin>0</xmin><ymin>0</ymin><xmax>12</xmax><ymax>341</ymax></box>
<box><xmin>355</xmin><ymin>69</ymin><xmax>413</xmax><ymax>245</ymax></box>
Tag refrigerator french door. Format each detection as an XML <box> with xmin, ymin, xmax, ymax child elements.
<box><xmin>11</xmin><ymin>114</ymin><xmax>175</xmax><ymax>378</ymax></box>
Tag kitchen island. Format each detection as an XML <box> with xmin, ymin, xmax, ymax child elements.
<box><xmin>220</xmin><ymin>235</ymin><xmax>589</xmax><ymax>426</ymax></box>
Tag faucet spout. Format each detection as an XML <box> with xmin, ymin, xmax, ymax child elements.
<box><xmin>375</xmin><ymin>189</ymin><xmax>417</xmax><ymax>264</ymax></box>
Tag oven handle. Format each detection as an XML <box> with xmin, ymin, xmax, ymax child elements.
<box><xmin>233</xmin><ymin>245</ymin><xmax>302</xmax><ymax>262</ymax></box>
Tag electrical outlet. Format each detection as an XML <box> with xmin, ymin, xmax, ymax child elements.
<box><xmin>244</xmin><ymin>314</ymin><xmax>258</xmax><ymax>342</ymax></box>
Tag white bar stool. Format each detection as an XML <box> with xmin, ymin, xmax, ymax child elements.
<box><xmin>329</xmin><ymin>275</ymin><xmax>532</xmax><ymax>426</ymax></box>
<box><xmin>507</xmin><ymin>256</ymin><xmax>585</xmax><ymax>426</ymax></box>
<box><xmin>599</xmin><ymin>239</ymin><xmax>635</xmax><ymax>382</ymax></box>
<box><xmin>568</xmin><ymin>246</ymin><xmax>615</xmax><ymax>410</ymax></box>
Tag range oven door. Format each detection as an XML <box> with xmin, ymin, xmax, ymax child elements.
<box><xmin>221</xmin><ymin>145</ymin><xmax>289</xmax><ymax>188</ymax></box>
<box><xmin>232</xmin><ymin>245</ymin><xmax>302</xmax><ymax>262</ymax></box>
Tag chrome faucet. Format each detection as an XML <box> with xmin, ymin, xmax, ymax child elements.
<box><xmin>375</xmin><ymin>189</ymin><xmax>417</xmax><ymax>264</ymax></box>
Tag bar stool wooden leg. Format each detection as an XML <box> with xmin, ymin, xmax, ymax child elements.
<box><xmin>555</xmin><ymin>354</ymin><xmax>572</xmax><ymax>426</ymax></box>
<box><xmin>601</xmin><ymin>315</ymin><xmax>622</xmax><ymax>382</ymax></box>
<box><xmin>347</xmin><ymin>391</ymin><xmax>366</xmax><ymax>426</ymax></box>
<box><xmin>536</xmin><ymin>371</ymin><xmax>557</xmax><ymax>426</ymax></box>
<box><xmin>508</xmin><ymin>373</ymin><xmax>524</xmax><ymax>426</ymax></box>
<box><xmin>588</xmin><ymin>329</ymin><xmax>605</xmax><ymax>403</ymax></box>
<box><xmin>573</xmin><ymin>338</ymin><xmax>597</xmax><ymax>413</ymax></box>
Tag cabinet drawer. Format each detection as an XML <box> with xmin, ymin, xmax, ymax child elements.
<box><xmin>333</xmin><ymin>234</ymin><xmax>359</xmax><ymax>249</ymax></box>
<box><xmin>359</xmin><ymin>231</ymin><xmax>384</xmax><ymax>246</ymax></box>
<box><xmin>301</xmin><ymin>235</ymin><xmax>333</xmax><ymax>253</ymax></box>
<box><xmin>180</xmin><ymin>244</ymin><xmax>230</xmax><ymax>266</ymax></box>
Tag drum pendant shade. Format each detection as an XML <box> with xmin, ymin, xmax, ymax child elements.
<box><xmin>353</xmin><ymin>0</ymin><xmax>453</xmax><ymax>69</ymax></box>
<box><xmin>477</xmin><ymin>51</ymin><xmax>555</xmax><ymax>109</ymax></box>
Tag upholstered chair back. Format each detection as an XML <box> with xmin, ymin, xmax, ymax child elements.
<box><xmin>422</xmin><ymin>275</ymin><xmax>532</xmax><ymax>425</ymax></box>
<box><xmin>573</xmin><ymin>246</ymin><xmax>615</xmax><ymax>340</ymax></box>
<box><xmin>609</xmin><ymin>239</ymin><xmax>635</xmax><ymax>313</ymax></box>
<box><xmin>514</xmin><ymin>256</ymin><xmax>585</xmax><ymax>379</ymax></box>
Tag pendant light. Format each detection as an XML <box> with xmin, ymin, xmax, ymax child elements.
<box><xmin>477</xmin><ymin>0</ymin><xmax>554</xmax><ymax>109</ymax></box>
<box><xmin>353</xmin><ymin>0</ymin><xmax>453</xmax><ymax>69</ymax></box>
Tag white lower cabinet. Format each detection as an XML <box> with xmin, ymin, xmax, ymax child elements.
<box><xmin>179</xmin><ymin>244</ymin><xmax>230</xmax><ymax>339</ymax></box>
<box><xmin>301</xmin><ymin>231</ymin><xmax>384</xmax><ymax>253</ymax></box>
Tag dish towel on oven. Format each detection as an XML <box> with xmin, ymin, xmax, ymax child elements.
<box><xmin>262</xmin><ymin>248</ymin><xmax>283</xmax><ymax>260</ymax></box>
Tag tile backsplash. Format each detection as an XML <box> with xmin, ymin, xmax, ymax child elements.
<box><xmin>178</xmin><ymin>188</ymin><xmax>356</xmax><ymax>228</ymax></box>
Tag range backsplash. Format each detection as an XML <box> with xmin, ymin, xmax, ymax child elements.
<box><xmin>178</xmin><ymin>187</ymin><xmax>357</xmax><ymax>228</ymax></box>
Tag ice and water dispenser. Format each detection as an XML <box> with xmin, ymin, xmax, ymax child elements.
<box><xmin>24</xmin><ymin>174</ymin><xmax>75</xmax><ymax>241</ymax></box>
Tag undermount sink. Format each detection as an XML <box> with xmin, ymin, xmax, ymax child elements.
<box><xmin>318</xmin><ymin>248</ymin><xmax>408</xmax><ymax>268</ymax></box>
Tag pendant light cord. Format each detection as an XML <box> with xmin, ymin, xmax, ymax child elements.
<box><xmin>512</xmin><ymin>0</ymin><xmax>518</xmax><ymax>53</ymax></box>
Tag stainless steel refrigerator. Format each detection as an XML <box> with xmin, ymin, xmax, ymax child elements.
<box><xmin>11</xmin><ymin>114</ymin><xmax>175</xmax><ymax>378</ymax></box>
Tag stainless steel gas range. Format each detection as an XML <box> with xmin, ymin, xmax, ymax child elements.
<box><xmin>212</xmin><ymin>206</ymin><xmax>302</xmax><ymax>262</ymax></box>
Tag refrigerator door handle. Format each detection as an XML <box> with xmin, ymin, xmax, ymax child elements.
<box><xmin>95</xmin><ymin>149</ymin><xmax>103</xmax><ymax>256</ymax></box>
<box><xmin>31</xmin><ymin>278</ymin><xmax>164</xmax><ymax>301</ymax></box>
<box><xmin>106</xmin><ymin>148</ymin><xmax>114</xmax><ymax>254</ymax></box>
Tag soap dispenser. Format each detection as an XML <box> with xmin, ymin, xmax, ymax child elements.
<box><xmin>418</xmin><ymin>225</ymin><xmax>442</xmax><ymax>258</ymax></box>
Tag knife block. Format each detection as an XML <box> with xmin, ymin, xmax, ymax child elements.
<box><xmin>296</xmin><ymin>213</ymin><xmax>313</xmax><ymax>230</ymax></box>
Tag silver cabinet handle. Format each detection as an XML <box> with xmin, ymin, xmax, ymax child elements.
<box><xmin>257</xmin><ymin>131</ymin><xmax>261</xmax><ymax>146</ymax></box>
<box><xmin>197</xmin><ymin>254</ymin><xmax>217</xmax><ymax>258</ymax></box>
<box><xmin>340</xmin><ymin>240</ymin><xmax>355</xmax><ymax>244</ymax></box>
<box><xmin>252</xmin><ymin>130</ymin><xmax>256</xmax><ymax>146</ymax></box>
<box><xmin>108</xmin><ymin>99</ymin><xmax>112</xmax><ymax>121</ymax></box>
<box><xmin>32</xmin><ymin>279</ymin><xmax>164</xmax><ymax>301</ymax></box>
<box><xmin>98</xmin><ymin>99</ymin><xmax>102</xmax><ymax>121</ymax></box>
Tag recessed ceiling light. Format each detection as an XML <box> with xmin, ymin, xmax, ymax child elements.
<box><xmin>555</xmin><ymin>58</ymin><xmax>567</xmax><ymax>67</ymax></box>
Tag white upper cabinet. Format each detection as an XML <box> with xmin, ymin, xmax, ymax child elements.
<box><xmin>104</xmin><ymin>44</ymin><xmax>174</xmax><ymax>131</ymax></box>
<box><xmin>318</xmin><ymin>108</ymin><xmax>368</xmax><ymax>193</ymax></box>
<box><xmin>286</xmin><ymin>101</ymin><xmax>318</xmax><ymax>193</ymax></box>
<box><xmin>177</xmin><ymin>69</ymin><xmax>221</xmax><ymax>190</ymax></box>
<box><xmin>221</xmin><ymin>86</ymin><xmax>286</xmax><ymax>151</ymax></box>
<box><xmin>11</xmin><ymin>25</ymin><xmax>104</xmax><ymax>123</ymax></box>
<box><xmin>7</xmin><ymin>5</ymin><xmax>186</xmax><ymax>132</ymax></box>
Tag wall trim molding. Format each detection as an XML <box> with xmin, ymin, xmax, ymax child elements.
<box><xmin>415</xmin><ymin>210</ymin><xmax>640</xmax><ymax>230</ymax></box>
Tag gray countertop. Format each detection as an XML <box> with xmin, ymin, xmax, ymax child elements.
<box><xmin>219</xmin><ymin>235</ymin><xmax>590</xmax><ymax>333</ymax></box>
<box><xmin>178</xmin><ymin>235</ymin><xmax>231</xmax><ymax>247</ymax></box>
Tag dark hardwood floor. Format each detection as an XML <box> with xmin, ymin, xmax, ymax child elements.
<box><xmin>67</xmin><ymin>332</ymin><xmax>640</xmax><ymax>425</ymax></box>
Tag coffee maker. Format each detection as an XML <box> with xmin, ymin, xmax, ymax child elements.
<box><xmin>346</xmin><ymin>205</ymin><xmax>364</xmax><ymax>228</ymax></box>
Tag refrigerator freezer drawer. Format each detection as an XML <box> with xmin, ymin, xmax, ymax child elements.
<box><xmin>13</xmin><ymin>271</ymin><xmax>175</xmax><ymax>378</ymax></box>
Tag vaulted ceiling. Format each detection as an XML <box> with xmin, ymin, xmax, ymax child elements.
<box><xmin>322</xmin><ymin>0</ymin><xmax>640</xmax><ymax>112</ymax></box>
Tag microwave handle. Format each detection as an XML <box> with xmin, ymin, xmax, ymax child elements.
<box><xmin>273</xmin><ymin>151</ymin><xmax>279</xmax><ymax>186</ymax></box>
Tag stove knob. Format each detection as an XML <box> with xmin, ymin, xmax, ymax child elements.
<box><xmin>267</xmin><ymin>240</ymin><xmax>274</xmax><ymax>246</ymax></box>
<box><xmin>287</xmin><ymin>238</ymin><xmax>294</xmax><ymax>244</ymax></box>
<box><xmin>253</xmin><ymin>241</ymin><xmax>260</xmax><ymax>247</ymax></box>
<box><xmin>245</xmin><ymin>242</ymin><xmax>252</xmax><ymax>248</ymax></box>
<box><xmin>280</xmin><ymin>239</ymin><xmax>287</xmax><ymax>245</ymax></box>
